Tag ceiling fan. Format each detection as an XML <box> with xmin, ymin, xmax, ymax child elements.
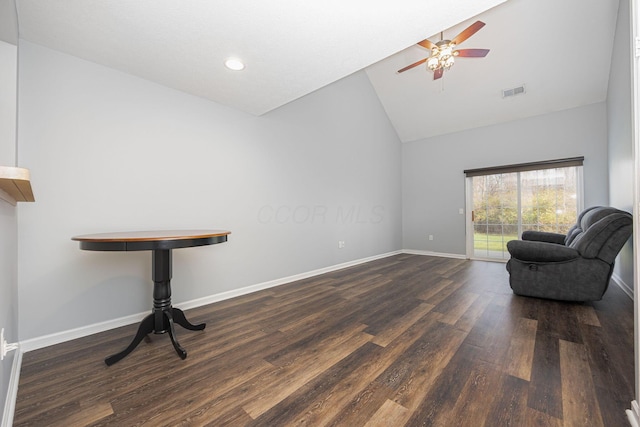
<box><xmin>397</xmin><ymin>20</ymin><xmax>490</xmax><ymax>80</ymax></box>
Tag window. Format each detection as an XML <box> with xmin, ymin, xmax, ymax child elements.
<box><xmin>464</xmin><ymin>157</ymin><xmax>584</xmax><ymax>260</ymax></box>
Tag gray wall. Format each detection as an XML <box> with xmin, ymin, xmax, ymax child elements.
<box><xmin>0</xmin><ymin>197</ymin><xmax>17</xmax><ymax>423</ymax></box>
<box><xmin>0</xmin><ymin>19</ymin><xmax>18</xmax><ymax>423</ymax></box>
<box><xmin>607</xmin><ymin>0</ymin><xmax>634</xmax><ymax>290</ymax></box>
<box><xmin>16</xmin><ymin>41</ymin><xmax>403</xmax><ymax>341</ymax></box>
<box><xmin>0</xmin><ymin>0</ymin><xmax>18</xmax><ymax>45</ymax></box>
<box><xmin>402</xmin><ymin>102</ymin><xmax>610</xmax><ymax>255</ymax></box>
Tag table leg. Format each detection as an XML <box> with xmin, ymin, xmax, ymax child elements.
<box><xmin>104</xmin><ymin>249</ymin><xmax>207</xmax><ymax>365</ymax></box>
<box><xmin>163</xmin><ymin>309</ymin><xmax>187</xmax><ymax>359</ymax></box>
<box><xmin>104</xmin><ymin>313</ymin><xmax>155</xmax><ymax>366</ymax></box>
<box><xmin>172</xmin><ymin>307</ymin><xmax>206</xmax><ymax>331</ymax></box>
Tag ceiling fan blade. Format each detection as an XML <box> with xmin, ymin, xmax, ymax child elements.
<box><xmin>451</xmin><ymin>21</ymin><xmax>486</xmax><ymax>46</ymax></box>
<box><xmin>455</xmin><ymin>48</ymin><xmax>490</xmax><ymax>58</ymax></box>
<box><xmin>417</xmin><ymin>38</ymin><xmax>436</xmax><ymax>50</ymax></box>
<box><xmin>433</xmin><ymin>68</ymin><xmax>444</xmax><ymax>80</ymax></box>
<box><xmin>397</xmin><ymin>58</ymin><xmax>428</xmax><ymax>73</ymax></box>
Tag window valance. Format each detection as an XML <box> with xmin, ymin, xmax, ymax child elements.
<box><xmin>463</xmin><ymin>157</ymin><xmax>584</xmax><ymax>177</ymax></box>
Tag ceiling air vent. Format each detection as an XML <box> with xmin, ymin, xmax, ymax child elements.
<box><xmin>502</xmin><ymin>85</ymin><xmax>526</xmax><ymax>98</ymax></box>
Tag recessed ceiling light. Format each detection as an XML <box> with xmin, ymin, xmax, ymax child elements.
<box><xmin>224</xmin><ymin>58</ymin><xmax>245</xmax><ymax>71</ymax></box>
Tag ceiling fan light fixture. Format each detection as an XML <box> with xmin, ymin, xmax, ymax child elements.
<box><xmin>427</xmin><ymin>56</ymin><xmax>440</xmax><ymax>71</ymax></box>
<box><xmin>443</xmin><ymin>55</ymin><xmax>455</xmax><ymax>69</ymax></box>
<box><xmin>426</xmin><ymin>42</ymin><xmax>455</xmax><ymax>72</ymax></box>
<box><xmin>439</xmin><ymin>44</ymin><xmax>453</xmax><ymax>59</ymax></box>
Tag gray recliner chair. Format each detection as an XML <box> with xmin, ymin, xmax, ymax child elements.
<box><xmin>506</xmin><ymin>206</ymin><xmax>633</xmax><ymax>302</ymax></box>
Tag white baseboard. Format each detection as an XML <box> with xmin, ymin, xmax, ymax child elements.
<box><xmin>179</xmin><ymin>250</ymin><xmax>402</xmax><ymax>311</ymax></box>
<box><xmin>20</xmin><ymin>250</ymin><xmax>403</xmax><ymax>353</ymax></box>
<box><xmin>22</xmin><ymin>247</ymin><xmax>623</xmax><ymax>352</ymax></box>
<box><xmin>627</xmin><ymin>400</ymin><xmax>640</xmax><ymax>427</ymax></box>
<box><xmin>611</xmin><ymin>273</ymin><xmax>634</xmax><ymax>300</ymax></box>
<box><xmin>401</xmin><ymin>249</ymin><xmax>466</xmax><ymax>260</ymax></box>
<box><xmin>1</xmin><ymin>349</ymin><xmax>22</xmax><ymax>427</ymax></box>
<box><xmin>20</xmin><ymin>311</ymin><xmax>148</xmax><ymax>353</ymax></box>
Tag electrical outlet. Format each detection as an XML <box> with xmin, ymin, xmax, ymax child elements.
<box><xmin>1</xmin><ymin>328</ymin><xmax>19</xmax><ymax>361</ymax></box>
<box><xmin>338</xmin><ymin>241</ymin><xmax>345</xmax><ymax>249</ymax></box>
<box><xmin>429</xmin><ymin>235</ymin><xmax>434</xmax><ymax>241</ymax></box>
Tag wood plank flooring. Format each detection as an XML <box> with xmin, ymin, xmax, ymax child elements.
<box><xmin>13</xmin><ymin>254</ymin><xmax>634</xmax><ymax>426</ymax></box>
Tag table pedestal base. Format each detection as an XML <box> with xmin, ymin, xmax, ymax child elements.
<box><xmin>105</xmin><ymin>249</ymin><xmax>206</xmax><ymax>366</ymax></box>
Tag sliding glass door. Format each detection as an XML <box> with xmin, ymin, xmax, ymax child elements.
<box><xmin>466</xmin><ymin>161</ymin><xmax>583</xmax><ymax>261</ymax></box>
<box><xmin>470</xmin><ymin>172</ymin><xmax>518</xmax><ymax>260</ymax></box>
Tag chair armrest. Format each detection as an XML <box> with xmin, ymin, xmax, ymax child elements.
<box><xmin>521</xmin><ymin>231</ymin><xmax>566</xmax><ymax>245</ymax></box>
<box><xmin>507</xmin><ymin>240</ymin><xmax>580</xmax><ymax>262</ymax></box>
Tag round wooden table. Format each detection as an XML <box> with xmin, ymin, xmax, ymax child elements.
<box><xmin>72</xmin><ymin>230</ymin><xmax>231</xmax><ymax>365</ymax></box>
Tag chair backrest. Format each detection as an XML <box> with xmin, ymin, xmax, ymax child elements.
<box><xmin>564</xmin><ymin>206</ymin><xmax>600</xmax><ymax>245</ymax></box>
<box><xmin>567</xmin><ymin>207</ymin><xmax>633</xmax><ymax>263</ymax></box>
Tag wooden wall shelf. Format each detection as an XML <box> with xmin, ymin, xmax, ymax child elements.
<box><xmin>0</xmin><ymin>166</ymin><xmax>34</xmax><ymax>205</ymax></box>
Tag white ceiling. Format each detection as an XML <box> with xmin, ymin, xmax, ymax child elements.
<box><xmin>10</xmin><ymin>0</ymin><xmax>621</xmax><ymax>142</ymax></box>
<box><xmin>14</xmin><ymin>0</ymin><xmax>505</xmax><ymax>116</ymax></box>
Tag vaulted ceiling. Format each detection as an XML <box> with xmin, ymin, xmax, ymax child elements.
<box><xmin>367</xmin><ymin>0</ymin><xmax>619</xmax><ymax>141</ymax></box>
<box><xmin>3</xmin><ymin>0</ymin><xmax>621</xmax><ymax>142</ymax></box>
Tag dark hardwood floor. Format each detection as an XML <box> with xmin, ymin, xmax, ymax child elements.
<box><xmin>13</xmin><ymin>254</ymin><xmax>634</xmax><ymax>426</ymax></box>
